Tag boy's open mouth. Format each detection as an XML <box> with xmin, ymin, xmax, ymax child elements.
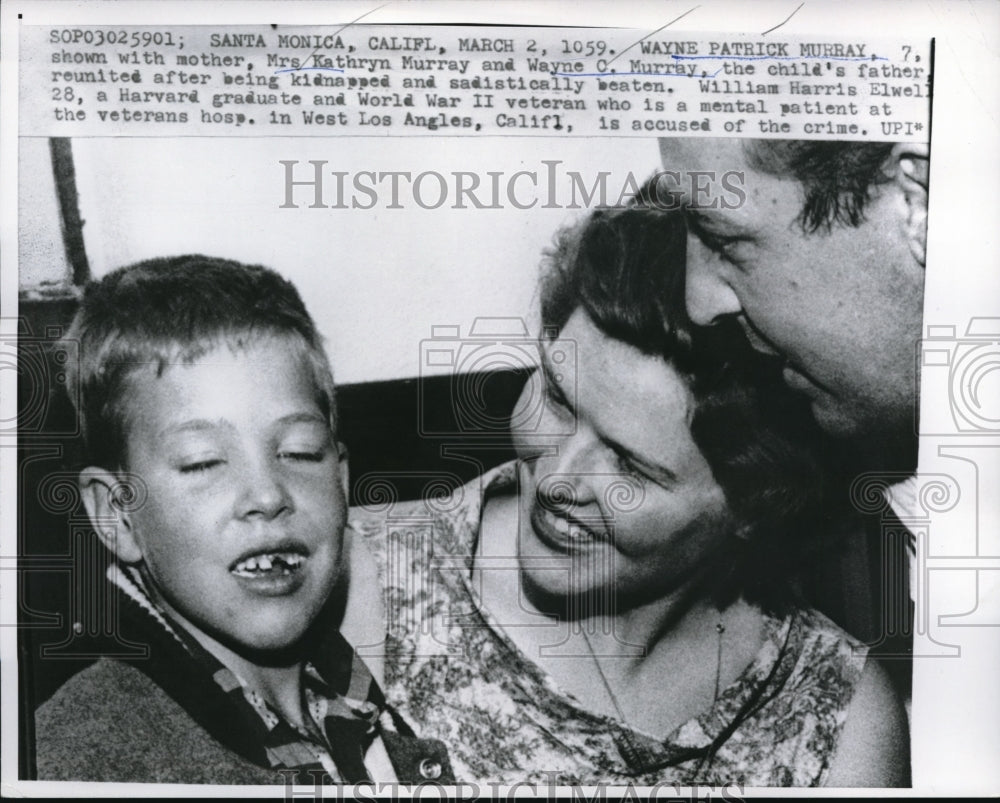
<box><xmin>230</xmin><ymin>549</ymin><xmax>308</xmax><ymax>578</ymax></box>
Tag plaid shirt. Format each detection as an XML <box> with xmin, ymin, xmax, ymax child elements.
<box><xmin>111</xmin><ymin>565</ymin><xmax>386</xmax><ymax>784</ymax></box>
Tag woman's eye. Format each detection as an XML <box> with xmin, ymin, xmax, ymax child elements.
<box><xmin>542</xmin><ymin>383</ymin><xmax>573</xmax><ymax>416</ymax></box>
<box><xmin>614</xmin><ymin>453</ymin><xmax>647</xmax><ymax>484</ymax></box>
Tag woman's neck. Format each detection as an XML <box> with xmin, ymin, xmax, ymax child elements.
<box><xmin>475</xmin><ymin>490</ymin><xmax>766</xmax><ymax>736</ymax></box>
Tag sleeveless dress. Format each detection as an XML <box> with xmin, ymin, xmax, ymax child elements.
<box><xmin>349</xmin><ymin>461</ymin><xmax>868</xmax><ymax>787</ymax></box>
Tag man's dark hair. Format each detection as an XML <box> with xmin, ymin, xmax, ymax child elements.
<box><xmin>63</xmin><ymin>255</ymin><xmax>337</xmax><ymax>471</ymax></box>
<box><xmin>744</xmin><ymin>140</ymin><xmax>896</xmax><ymax>233</ymax></box>
<box><xmin>539</xmin><ymin>200</ymin><xmax>840</xmax><ymax>613</ymax></box>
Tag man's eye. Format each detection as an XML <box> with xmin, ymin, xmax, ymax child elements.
<box><xmin>688</xmin><ymin>219</ymin><xmax>748</xmax><ymax>264</ymax></box>
<box><xmin>700</xmin><ymin>232</ymin><xmax>745</xmax><ymax>259</ymax></box>
<box><xmin>179</xmin><ymin>459</ymin><xmax>223</xmax><ymax>474</ymax></box>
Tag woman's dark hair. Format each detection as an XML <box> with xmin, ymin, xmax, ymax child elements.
<box><xmin>538</xmin><ymin>186</ymin><xmax>841</xmax><ymax>613</ymax></box>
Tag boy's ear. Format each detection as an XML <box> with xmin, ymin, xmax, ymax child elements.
<box><xmin>336</xmin><ymin>441</ymin><xmax>350</xmax><ymax>501</ymax></box>
<box><xmin>78</xmin><ymin>467</ymin><xmax>144</xmax><ymax>564</ymax></box>
<box><xmin>890</xmin><ymin>142</ymin><xmax>929</xmax><ymax>268</ymax></box>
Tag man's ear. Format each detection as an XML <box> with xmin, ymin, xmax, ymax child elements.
<box><xmin>78</xmin><ymin>467</ymin><xmax>144</xmax><ymax>564</ymax></box>
<box><xmin>890</xmin><ymin>142</ymin><xmax>929</xmax><ymax>268</ymax></box>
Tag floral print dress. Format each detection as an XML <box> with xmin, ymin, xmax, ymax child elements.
<box><xmin>349</xmin><ymin>461</ymin><xmax>868</xmax><ymax>787</ymax></box>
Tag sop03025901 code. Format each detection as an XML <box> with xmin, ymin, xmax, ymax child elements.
<box><xmin>48</xmin><ymin>29</ymin><xmax>179</xmax><ymax>48</ymax></box>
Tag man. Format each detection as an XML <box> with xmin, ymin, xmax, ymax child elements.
<box><xmin>657</xmin><ymin>138</ymin><xmax>929</xmax><ymax>474</ymax></box>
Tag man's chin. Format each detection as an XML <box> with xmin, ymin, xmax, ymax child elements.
<box><xmin>809</xmin><ymin>401</ymin><xmax>919</xmax><ymax>475</ymax></box>
<box><xmin>807</xmin><ymin>398</ymin><xmax>866</xmax><ymax>438</ymax></box>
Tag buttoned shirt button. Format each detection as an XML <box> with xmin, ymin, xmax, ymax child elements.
<box><xmin>418</xmin><ymin>757</ymin><xmax>442</xmax><ymax>780</ymax></box>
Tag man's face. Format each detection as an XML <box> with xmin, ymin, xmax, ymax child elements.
<box><xmin>658</xmin><ymin>138</ymin><xmax>925</xmax><ymax>443</ymax></box>
<box><xmin>116</xmin><ymin>337</ymin><xmax>347</xmax><ymax>658</ymax></box>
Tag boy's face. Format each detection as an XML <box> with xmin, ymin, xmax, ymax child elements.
<box><xmin>112</xmin><ymin>337</ymin><xmax>347</xmax><ymax>656</ymax></box>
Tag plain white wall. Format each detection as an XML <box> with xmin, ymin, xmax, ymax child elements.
<box><xmin>60</xmin><ymin>137</ymin><xmax>661</xmax><ymax>384</ymax></box>
<box><xmin>18</xmin><ymin>138</ymin><xmax>71</xmax><ymax>288</ymax></box>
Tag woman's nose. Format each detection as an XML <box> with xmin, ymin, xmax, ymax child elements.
<box><xmin>536</xmin><ymin>435</ymin><xmax>600</xmax><ymax>507</ymax></box>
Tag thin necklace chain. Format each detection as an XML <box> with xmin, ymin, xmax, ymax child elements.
<box><xmin>580</xmin><ymin>618</ymin><xmax>726</xmax><ymax>775</ymax></box>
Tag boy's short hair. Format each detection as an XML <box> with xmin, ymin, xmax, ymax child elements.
<box><xmin>63</xmin><ymin>255</ymin><xmax>337</xmax><ymax>470</ymax></box>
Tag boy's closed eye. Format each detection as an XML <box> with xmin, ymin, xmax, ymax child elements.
<box><xmin>277</xmin><ymin>421</ymin><xmax>336</xmax><ymax>464</ymax></box>
<box><xmin>179</xmin><ymin>458</ymin><xmax>225</xmax><ymax>474</ymax></box>
<box><xmin>277</xmin><ymin>445</ymin><xmax>329</xmax><ymax>463</ymax></box>
<box><xmin>176</xmin><ymin>443</ymin><xmax>331</xmax><ymax>474</ymax></box>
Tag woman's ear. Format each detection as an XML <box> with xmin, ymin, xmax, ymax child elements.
<box><xmin>78</xmin><ymin>467</ymin><xmax>144</xmax><ymax>564</ymax></box>
<box><xmin>890</xmin><ymin>142</ymin><xmax>929</xmax><ymax>268</ymax></box>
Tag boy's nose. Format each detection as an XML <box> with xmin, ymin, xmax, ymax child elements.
<box><xmin>684</xmin><ymin>238</ymin><xmax>744</xmax><ymax>326</ymax></box>
<box><xmin>236</xmin><ymin>459</ymin><xmax>292</xmax><ymax>519</ymax></box>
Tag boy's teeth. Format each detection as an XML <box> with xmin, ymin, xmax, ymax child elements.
<box><xmin>232</xmin><ymin>551</ymin><xmax>304</xmax><ymax>576</ymax></box>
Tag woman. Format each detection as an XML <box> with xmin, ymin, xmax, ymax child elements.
<box><xmin>348</xmin><ymin>203</ymin><xmax>908</xmax><ymax>787</ymax></box>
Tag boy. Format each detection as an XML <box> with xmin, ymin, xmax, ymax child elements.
<box><xmin>33</xmin><ymin>255</ymin><xmax>452</xmax><ymax>785</ymax></box>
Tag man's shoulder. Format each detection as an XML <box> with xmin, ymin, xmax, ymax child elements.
<box><xmin>34</xmin><ymin>658</ymin><xmax>280</xmax><ymax>784</ymax></box>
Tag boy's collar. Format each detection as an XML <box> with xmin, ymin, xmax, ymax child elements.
<box><xmin>107</xmin><ymin>561</ymin><xmax>378</xmax><ymax>702</ymax></box>
<box><xmin>108</xmin><ymin>563</ymin><xmax>189</xmax><ymax>648</ymax></box>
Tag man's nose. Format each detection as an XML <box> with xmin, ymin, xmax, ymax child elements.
<box><xmin>235</xmin><ymin>457</ymin><xmax>292</xmax><ymax>520</ymax></box>
<box><xmin>684</xmin><ymin>239</ymin><xmax>744</xmax><ymax>326</ymax></box>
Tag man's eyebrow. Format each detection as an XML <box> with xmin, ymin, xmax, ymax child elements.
<box><xmin>685</xmin><ymin>208</ymin><xmax>747</xmax><ymax>234</ymax></box>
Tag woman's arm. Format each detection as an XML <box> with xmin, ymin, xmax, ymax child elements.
<box><xmin>824</xmin><ymin>658</ymin><xmax>910</xmax><ymax>787</ymax></box>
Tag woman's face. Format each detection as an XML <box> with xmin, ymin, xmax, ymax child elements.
<box><xmin>511</xmin><ymin>308</ymin><xmax>734</xmax><ymax>613</ymax></box>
